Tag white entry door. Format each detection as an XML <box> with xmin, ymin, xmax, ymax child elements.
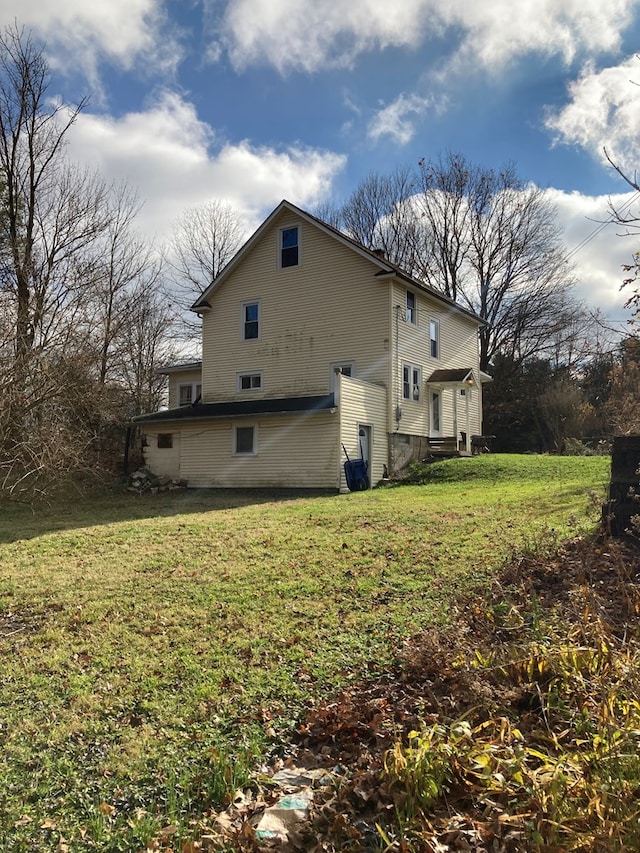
<box><xmin>430</xmin><ymin>391</ymin><xmax>441</xmax><ymax>436</ymax></box>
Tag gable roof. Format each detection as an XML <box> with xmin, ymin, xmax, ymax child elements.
<box><xmin>190</xmin><ymin>199</ymin><xmax>485</xmax><ymax>326</ymax></box>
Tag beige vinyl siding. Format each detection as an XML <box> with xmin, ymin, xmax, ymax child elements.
<box><xmin>141</xmin><ymin>430</ymin><xmax>181</xmax><ymax>479</ymax></box>
<box><xmin>176</xmin><ymin>413</ymin><xmax>340</xmax><ymax>488</ymax></box>
<box><xmin>338</xmin><ymin>374</ymin><xmax>387</xmax><ymax>491</ymax></box>
<box><xmin>167</xmin><ymin>368</ymin><xmax>202</xmax><ymax>408</ymax></box>
<box><xmin>201</xmin><ymin>211</ymin><xmax>390</xmax><ymax>402</ymax></box>
<box><xmin>391</xmin><ymin>282</ymin><xmax>481</xmax><ymax>437</ymax></box>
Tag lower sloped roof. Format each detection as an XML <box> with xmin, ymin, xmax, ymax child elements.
<box><xmin>427</xmin><ymin>368</ymin><xmax>474</xmax><ymax>384</ymax></box>
<box><xmin>132</xmin><ymin>394</ymin><xmax>336</xmax><ymax>424</ymax></box>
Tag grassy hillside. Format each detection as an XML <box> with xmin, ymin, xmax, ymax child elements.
<box><xmin>0</xmin><ymin>455</ymin><xmax>609</xmax><ymax>851</ymax></box>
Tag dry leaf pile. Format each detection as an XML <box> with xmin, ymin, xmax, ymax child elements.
<box><xmin>161</xmin><ymin>533</ymin><xmax>640</xmax><ymax>853</ymax></box>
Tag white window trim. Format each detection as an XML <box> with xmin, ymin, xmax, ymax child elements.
<box><xmin>430</xmin><ymin>319</ymin><xmax>440</xmax><ymax>359</ymax></box>
<box><xmin>430</xmin><ymin>390</ymin><xmax>441</xmax><ymax>434</ymax></box>
<box><xmin>406</xmin><ymin>290</ymin><xmax>417</xmax><ymax>325</ymax></box>
<box><xmin>330</xmin><ymin>361</ymin><xmax>355</xmax><ymax>391</ymax></box>
<box><xmin>402</xmin><ymin>362</ymin><xmax>422</xmax><ymax>402</ymax></box>
<box><xmin>233</xmin><ymin>424</ymin><xmax>257</xmax><ymax>456</ymax></box>
<box><xmin>237</xmin><ymin>372</ymin><xmax>263</xmax><ymax>392</ymax></box>
<box><xmin>241</xmin><ymin>300</ymin><xmax>260</xmax><ymax>341</ymax></box>
<box><xmin>177</xmin><ymin>382</ymin><xmax>202</xmax><ymax>407</ymax></box>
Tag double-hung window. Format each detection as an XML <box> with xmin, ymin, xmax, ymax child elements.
<box><xmin>280</xmin><ymin>226</ymin><xmax>299</xmax><ymax>268</ymax></box>
<box><xmin>178</xmin><ymin>382</ymin><xmax>202</xmax><ymax>406</ymax></box>
<box><xmin>242</xmin><ymin>301</ymin><xmax>260</xmax><ymax>340</ymax></box>
<box><xmin>406</xmin><ymin>291</ymin><xmax>416</xmax><ymax>324</ymax></box>
<box><xmin>402</xmin><ymin>363</ymin><xmax>422</xmax><ymax>402</ymax></box>
<box><xmin>430</xmin><ymin>319</ymin><xmax>439</xmax><ymax>358</ymax></box>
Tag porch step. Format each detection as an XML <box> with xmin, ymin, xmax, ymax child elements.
<box><xmin>426</xmin><ymin>437</ymin><xmax>459</xmax><ymax>455</ymax></box>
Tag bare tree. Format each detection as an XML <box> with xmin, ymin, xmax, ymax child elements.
<box><xmin>603</xmin><ymin>148</ymin><xmax>640</xmax><ymax>323</ymax></box>
<box><xmin>81</xmin><ymin>183</ymin><xmax>167</xmax><ymax>388</ymax></box>
<box><xmin>340</xmin><ymin>167</ymin><xmax>416</xmax><ymax>269</ymax></box>
<box><xmin>410</xmin><ymin>153</ymin><xmax>476</xmax><ymax>301</ymax></box>
<box><xmin>335</xmin><ymin>154</ymin><xmax>578</xmax><ymax>372</ymax></box>
<box><xmin>0</xmin><ymin>25</ymin><xmax>113</xmax><ymax>457</ymax></box>
<box><xmin>118</xmin><ymin>286</ymin><xmax>178</xmax><ymax>416</ymax></box>
<box><xmin>168</xmin><ymin>200</ymin><xmax>245</xmax><ymax>337</ymax></box>
<box><xmin>0</xmin><ymin>26</ymin><xmax>174</xmax><ymax>497</ymax></box>
<box><xmin>413</xmin><ymin>155</ymin><xmax>577</xmax><ymax>371</ymax></box>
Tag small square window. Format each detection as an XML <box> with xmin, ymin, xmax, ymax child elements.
<box><xmin>238</xmin><ymin>373</ymin><xmax>262</xmax><ymax>391</ymax></box>
<box><xmin>178</xmin><ymin>383</ymin><xmax>201</xmax><ymax>406</ymax></box>
<box><xmin>243</xmin><ymin>302</ymin><xmax>259</xmax><ymax>340</ymax></box>
<box><xmin>235</xmin><ymin>425</ymin><xmax>256</xmax><ymax>455</ymax></box>
<box><xmin>281</xmin><ymin>226</ymin><xmax>299</xmax><ymax>268</ymax></box>
<box><xmin>330</xmin><ymin>361</ymin><xmax>354</xmax><ymax>392</ymax></box>
<box><xmin>158</xmin><ymin>433</ymin><xmax>173</xmax><ymax>449</ymax></box>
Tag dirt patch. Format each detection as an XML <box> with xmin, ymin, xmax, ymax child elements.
<box><xmin>0</xmin><ymin>605</ymin><xmax>55</xmax><ymax>640</ymax></box>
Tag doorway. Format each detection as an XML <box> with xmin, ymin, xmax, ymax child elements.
<box><xmin>430</xmin><ymin>391</ymin><xmax>441</xmax><ymax>436</ymax></box>
<box><xmin>358</xmin><ymin>424</ymin><xmax>372</xmax><ymax>486</ymax></box>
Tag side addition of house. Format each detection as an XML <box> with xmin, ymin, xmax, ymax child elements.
<box><xmin>133</xmin><ymin>200</ymin><xmax>488</xmax><ymax>490</ymax></box>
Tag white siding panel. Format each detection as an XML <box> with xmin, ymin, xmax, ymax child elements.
<box><xmin>177</xmin><ymin>414</ymin><xmax>339</xmax><ymax>489</ymax></box>
<box><xmin>167</xmin><ymin>368</ymin><xmax>202</xmax><ymax>408</ymax></box>
<box><xmin>201</xmin><ymin>212</ymin><xmax>390</xmax><ymax>403</ymax></box>
<box><xmin>141</xmin><ymin>430</ymin><xmax>181</xmax><ymax>479</ymax></box>
<box><xmin>391</xmin><ymin>282</ymin><xmax>482</xmax><ymax>437</ymax></box>
<box><xmin>338</xmin><ymin>374</ymin><xmax>388</xmax><ymax>491</ymax></box>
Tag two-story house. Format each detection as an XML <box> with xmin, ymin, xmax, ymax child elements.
<box><xmin>133</xmin><ymin>200</ymin><xmax>488</xmax><ymax>490</ymax></box>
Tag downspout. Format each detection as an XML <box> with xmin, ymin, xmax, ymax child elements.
<box><xmin>394</xmin><ymin>304</ymin><xmax>402</xmax><ymax>431</ymax></box>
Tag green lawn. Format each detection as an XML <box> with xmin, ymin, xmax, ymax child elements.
<box><xmin>0</xmin><ymin>455</ymin><xmax>610</xmax><ymax>851</ymax></box>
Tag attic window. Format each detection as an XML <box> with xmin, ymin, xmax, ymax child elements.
<box><xmin>280</xmin><ymin>226</ymin><xmax>299</xmax><ymax>268</ymax></box>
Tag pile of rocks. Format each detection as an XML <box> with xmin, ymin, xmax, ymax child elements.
<box><xmin>127</xmin><ymin>468</ymin><xmax>186</xmax><ymax>494</ymax></box>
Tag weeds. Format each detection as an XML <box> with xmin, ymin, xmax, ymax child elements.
<box><xmin>0</xmin><ymin>455</ymin><xmax>608</xmax><ymax>850</ymax></box>
<box><xmin>379</xmin><ymin>534</ymin><xmax>640</xmax><ymax>852</ymax></box>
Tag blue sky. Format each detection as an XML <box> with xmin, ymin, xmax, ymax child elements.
<box><xmin>10</xmin><ymin>0</ymin><xmax>640</xmax><ymax>328</ymax></box>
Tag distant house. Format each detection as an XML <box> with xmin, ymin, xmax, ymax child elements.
<box><xmin>133</xmin><ymin>200</ymin><xmax>488</xmax><ymax>490</ymax></box>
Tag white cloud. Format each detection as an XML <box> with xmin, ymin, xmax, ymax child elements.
<box><xmin>546</xmin><ymin>187</ymin><xmax>638</xmax><ymax>324</ymax></box>
<box><xmin>368</xmin><ymin>93</ymin><xmax>441</xmax><ymax>145</ymax></box>
<box><xmin>209</xmin><ymin>0</ymin><xmax>637</xmax><ymax>75</ymax></box>
<box><xmin>546</xmin><ymin>56</ymin><xmax>640</xmax><ymax>178</ymax></box>
<box><xmin>0</xmin><ymin>0</ymin><xmax>181</xmax><ymax>96</ymax></box>
<box><xmin>65</xmin><ymin>91</ymin><xmax>346</xmax><ymax>239</ymax></box>
<box><xmin>210</xmin><ymin>0</ymin><xmax>429</xmax><ymax>73</ymax></box>
<box><xmin>442</xmin><ymin>0</ymin><xmax>635</xmax><ymax>74</ymax></box>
